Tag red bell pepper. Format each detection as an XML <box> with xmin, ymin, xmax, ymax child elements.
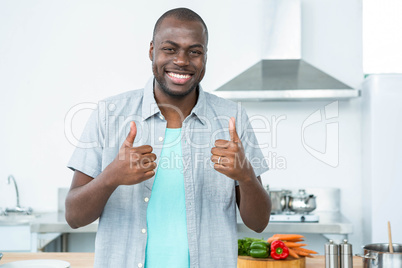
<box><xmin>270</xmin><ymin>240</ymin><xmax>289</xmax><ymax>260</ymax></box>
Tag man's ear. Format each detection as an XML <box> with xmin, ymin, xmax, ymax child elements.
<box><xmin>149</xmin><ymin>41</ymin><xmax>154</xmax><ymax>61</ymax></box>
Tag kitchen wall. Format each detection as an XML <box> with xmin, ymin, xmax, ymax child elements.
<box><xmin>0</xmin><ymin>0</ymin><xmax>266</xmax><ymax>209</ymax></box>
<box><xmin>244</xmin><ymin>99</ymin><xmax>362</xmax><ymax>253</ymax></box>
<box><xmin>0</xmin><ymin>0</ymin><xmax>368</xmax><ymax>253</ymax></box>
<box><xmin>363</xmin><ymin>0</ymin><xmax>402</xmax><ymax>73</ymax></box>
<box><xmin>0</xmin><ymin>0</ymin><xmax>266</xmax><ymax>252</ymax></box>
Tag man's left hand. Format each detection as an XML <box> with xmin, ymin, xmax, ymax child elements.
<box><xmin>211</xmin><ymin>117</ymin><xmax>256</xmax><ymax>183</ymax></box>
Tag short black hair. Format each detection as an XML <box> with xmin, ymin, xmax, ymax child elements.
<box><xmin>153</xmin><ymin>8</ymin><xmax>208</xmax><ymax>44</ymax></box>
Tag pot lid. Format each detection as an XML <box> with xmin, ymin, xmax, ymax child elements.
<box><xmin>295</xmin><ymin>189</ymin><xmax>308</xmax><ymax>198</ymax></box>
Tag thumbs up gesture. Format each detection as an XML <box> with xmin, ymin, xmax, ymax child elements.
<box><xmin>211</xmin><ymin>117</ymin><xmax>256</xmax><ymax>182</ymax></box>
<box><xmin>107</xmin><ymin>121</ymin><xmax>157</xmax><ymax>187</ymax></box>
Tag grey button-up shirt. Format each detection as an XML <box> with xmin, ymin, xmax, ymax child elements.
<box><xmin>68</xmin><ymin>77</ymin><xmax>269</xmax><ymax>268</ymax></box>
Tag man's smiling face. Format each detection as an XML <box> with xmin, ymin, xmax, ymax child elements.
<box><xmin>149</xmin><ymin>16</ymin><xmax>207</xmax><ymax>97</ymax></box>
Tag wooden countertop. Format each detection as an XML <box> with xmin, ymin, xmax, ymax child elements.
<box><xmin>0</xmin><ymin>253</ymin><xmax>363</xmax><ymax>267</ymax></box>
<box><xmin>239</xmin><ymin>256</ymin><xmax>362</xmax><ymax>268</ymax></box>
<box><xmin>306</xmin><ymin>256</ymin><xmax>362</xmax><ymax>268</ymax></box>
<box><xmin>0</xmin><ymin>253</ymin><xmax>94</xmax><ymax>268</ymax></box>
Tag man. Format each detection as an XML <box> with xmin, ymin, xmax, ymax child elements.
<box><xmin>66</xmin><ymin>7</ymin><xmax>271</xmax><ymax>268</ymax></box>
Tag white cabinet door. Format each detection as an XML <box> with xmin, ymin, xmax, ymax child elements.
<box><xmin>0</xmin><ymin>225</ymin><xmax>31</xmax><ymax>251</ymax></box>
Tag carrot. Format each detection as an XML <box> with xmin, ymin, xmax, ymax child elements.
<box><xmin>288</xmin><ymin>248</ymin><xmax>300</xmax><ymax>259</ymax></box>
<box><xmin>283</xmin><ymin>242</ymin><xmax>307</xmax><ymax>248</ymax></box>
<box><xmin>287</xmin><ymin>238</ymin><xmax>304</xmax><ymax>242</ymax></box>
<box><xmin>271</xmin><ymin>234</ymin><xmax>304</xmax><ymax>241</ymax></box>
<box><xmin>267</xmin><ymin>237</ymin><xmax>279</xmax><ymax>243</ymax></box>
<box><xmin>305</xmin><ymin>254</ymin><xmax>314</xmax><ymax>258</ymax></box>
<box><xmin>291</xmin><ymin>248</ymin><xmax>310</xmax><ymax>257</ymax></box>
<box><xmin>293</xmin><ymin>247</ymin><xmax>318</xmax><ymax>254</ymax></box>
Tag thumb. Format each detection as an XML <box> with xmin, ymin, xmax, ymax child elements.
<box><xmin>124</xmin><ymin>121</ymin><xmax>137</xmax><ymax>147</ymax></box>
<box><xmin>229</xmin><ymin>117</ymin><xmax>240</xmax><ymax>142</ymax></box>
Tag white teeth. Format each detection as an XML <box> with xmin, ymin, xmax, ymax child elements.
<box><xmin>168</xmin><ymin>72</ymin><xmax>191</xmax><ymax>79</ymax></box>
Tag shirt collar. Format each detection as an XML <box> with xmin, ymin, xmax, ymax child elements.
<box><xmin>190</xmin><ymin>84</ymin><xmax>207</xmax><ymax>125</ymax></box>
<box><xmin>141</xmin><ymin>77</ymin><xmax>207</xmax><ymax>125</ymax></box>
<box><xmin>142</xmin><ymin>77</ymin><xmax>159</xmax><ymax>121</ymax></box>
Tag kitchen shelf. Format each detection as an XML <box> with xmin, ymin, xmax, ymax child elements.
<box><xmin>32</xmin><ymin>212</ymin><xmax>352</xmax><ymax>235</ymax></box>
<box><xmin>30</xmin><ymin>212</ymin><xmax>98</xmax><ymax>233</ymax></box>
<box><xmin>237</xmin><ymin>212</ymin><xmax>353</xmax><ymax>235</ymax></box>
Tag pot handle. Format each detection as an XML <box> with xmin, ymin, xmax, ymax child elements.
<box><xmin>305</xmin><ymin>194</ymin><xmax>314</xmax><ymax>204</ymax></box>
<box><xmin>355</xmin><ymin>253</ymin><xmax>377</xmax><ymax>260</ymax></box>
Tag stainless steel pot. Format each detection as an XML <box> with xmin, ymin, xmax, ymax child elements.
<box><xmin>267</xmin><ymin>188</ymin><xmax>286</xmax><ymax>214</ymax></box>
<box><xmin>266</xmin><ymin>186</ymin><xmax>291</xmax><ymax>214</ymax></box>
<box><xmin>288</xmin><ymin>189</ymin><xmax>317</xmax><ymax>213</ymax></box>
<box><xmin>357</xmin><ymin>243</ymin><xmax>402</xmax><ymax>268</ymax></box>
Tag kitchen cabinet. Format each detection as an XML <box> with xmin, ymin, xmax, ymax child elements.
<box><xmin>30</xmin><ymin>212</ymin><xmax>97</xmax><ymax>252</ymax></box>
<box><xmin>0</xmin><ymin>225</ymin><xmax>30</xmax><ymax>251</ymax></box>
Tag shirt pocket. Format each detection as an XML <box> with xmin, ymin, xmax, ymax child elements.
<box><xmin>204</xmin><ymin>167</ymin><xmax>234</xmax><ymax>203</ymax></box>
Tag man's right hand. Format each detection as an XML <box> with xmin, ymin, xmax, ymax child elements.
<box><xmin>66</xmin><ymin>120</ymin><xmax>156</xmax><ymax>228</ymax></box>
<box><xmin>107</xmin><ymin>121</ymin><xmax>157</xmax><ymax>187</ymax></box>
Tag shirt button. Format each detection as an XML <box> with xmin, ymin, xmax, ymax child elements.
<box><xmin>158</xmin><ymin>136</ymin><xmax>163</xmax><ymax>142</ymax></box>
<box><xmin>138</xmin><ymin>263</ymin><xmax>143</xmax><ymax>268</ymax></box>
<box><xmin>141</xmin><ymin>228</ymin><xmax>146</xmax><ymax>234</ymax></box>
<box><xmin>159</xmin><ymin>115</ymin><xmax>164</xmax><ymax>120</ymax></box>
<box><xmin>144</xmin><ymin>197</ymin><xmax>149</xmax><ymax>202</ymax></box>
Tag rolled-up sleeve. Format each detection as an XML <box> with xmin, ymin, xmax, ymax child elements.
<box><xmin>67</xmin><ymin>104</ymin><xmax>105</xmax><ymax>179</ymax></box>
<box><xmin>238</xmin><ymin>107</ymin><xmax>269</xmax><ymax>179</ymax></box>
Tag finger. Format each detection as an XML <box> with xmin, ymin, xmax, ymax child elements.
<box><xmin>140</xmin><ymin>161</ymin><xmax>157</xmax><ymax>171</ymax></box>
<box><xmin>132</xmin><ymin>145</ymin><xmax>153</xmax><ymax>154</ymax></box>
<box><xmin>123</xmin><ymin>121</ymin><xmax>137</xmax><ymax>147</ymax></box>
<box><xmin>140</xmin><ymin>153</ymin><xmax>157</xmax><ymax>163</ymax></box>
<box><xmin>214</xmin><ymin>163</ymin><xmax>230</xmax><ymax>172</ymax></box>
<box><xmin>211</xmin><ymin>147</ymin><xmax>228</xmax><ymax>156</ymax></box>
<box><xmin>143</xmin><ymin>170</ymin><xmax>155</xmax><ymax>179</ymax></box>
<box><xmin>131</xmin><ymin>160</ymin><xmax>156</xmax><ymax>171</ymax></box>
<box><xmin>129</xmin><ymin>148</ymin><xmax>153</xmax><ymax>162</ymax></box>
<box><xmin>211</xmin><ymin>154</ymin><xmax>221</xmax><ymax>164</ymax></box>
<box><xmin>229</xmin><ymin>117</ymin><xmax>240</xmax><ymax>142</ymax></box>
<box><xmin>134</xmin><ymin>156</ymin><xmax>155</xmax><ymax>166</ymax></box>
<box><xmin>211</xmin><ymin>155</ymin><xmax>230</xmax><ymax>166</ymax></box>
<box><xmin>214</xmin><ymin>139</ymin><xmax>231</xmax><ymax>148</ymax></box>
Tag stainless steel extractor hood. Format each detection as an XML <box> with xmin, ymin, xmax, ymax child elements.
<box><xmin>213</xmin><ymin>59</ymin><xmax>359</xmax><ymax>101</ymax></box>
<box><xmin>213</xmin><ymin>0</ymin><xmax>360</xmax><ymax>101</ymax></box>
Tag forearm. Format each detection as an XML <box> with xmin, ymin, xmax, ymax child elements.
<box><xmin>237</xmin><ymin>176</ymin><xmax>271</xmax><ymax>233</ymax></box>
<box><xmin>65</xmin><ymin>169</ymin><xmax>117</xmax><ymax>229</ymax></box>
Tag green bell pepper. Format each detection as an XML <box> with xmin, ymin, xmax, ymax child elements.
<box><xmin>249</xmin><ymin>241</ymin><xmax>269</xmax><ymax>258</ymax></box>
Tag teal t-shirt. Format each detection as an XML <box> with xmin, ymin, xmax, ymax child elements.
<box><xmin>145</xmin><ymin>128</ymin><xmax>189</xmax><ymax>268</ymax></box>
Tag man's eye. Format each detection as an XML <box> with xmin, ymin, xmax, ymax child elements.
<box><xmin>163</xmin><ymin>48</ymin><xmax>175</xmax><ymax>53</ymax></box>
<box><xmin>190</xmin><ymin>50</ymin><xmax>202</xmax><ymax>55</ymax></box>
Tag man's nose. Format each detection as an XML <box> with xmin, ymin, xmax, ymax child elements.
<box><xmin>173</xmin><ymin>51</ymin><xmax>189</xmax><ymax>66</ymax></box>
